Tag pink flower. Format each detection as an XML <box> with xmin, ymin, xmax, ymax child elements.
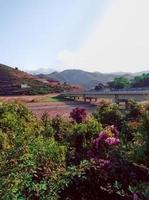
<box><xmin>133</xmin><ymin>193</ymin><xmax>139</xmax><ymax>200</ymax></box>
<box><xmin>105</xmin><ymin>137</ymin><xmax>120</xmax><ymax>145</ymax></box>
<box><xmin>98</xmin><ymin>159</ymin><xmax>110</xmax><ymax>167</ymax></box>
<box><xmin>110</xmin><ymin>125</ymin><xmax>119</xmax><ymax>137</ymax></box>
<box><xmin>95</xmin><ymin>132</ymin><xmax>108</xmax><ymax>149</ymax></box>
<box><xmin>98</xmin><ymin>131</ymin><xmax>109</xmax><ymax>140</ymax></box>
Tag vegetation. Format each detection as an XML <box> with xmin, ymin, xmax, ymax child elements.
<box><xmin>0</xmin><ymin>101</ymin><xmax>149</xmax><ymax>199</ymax></box>
<box><xmin>48</xmin><ymin>97</ymin><xmax>64</xmax><ymax>102</ymax></box>
<box><xmin>95</xmin><ymin>73</ymin><xmax>149</xmax><ymax>90</ymax></box>
<box><xmin>108</xmin><ymin>76</ymin><xmax>130</xmax><ymax>89</ymax></box>
<box><xmin>131</xmin><ymin>73</ymin><xmax>149</xmax><ymax>88</ymax></box>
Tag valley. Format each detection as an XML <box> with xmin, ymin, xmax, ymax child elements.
<box><xmin>0</xmin><ymin>94</ymin><xmax>96</xmax><ymax>118</ymax></box>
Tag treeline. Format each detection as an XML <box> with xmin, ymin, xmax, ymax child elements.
<box><xmin>95</xmin><ymin>73</ymin><xmax>149</xmax><ymax>90</ymax></box>
<box><xmin>0</xmin><ymin>101</ymin><xmax>149</xmax><ymax>199</ymax></box>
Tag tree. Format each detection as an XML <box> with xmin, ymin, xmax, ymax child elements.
<box><xmin>108</xmin><ymin>76</ymin><xmax>130</xmax><ymax>89</ymax></box>
<box><xmin>131</xmin><ymin>73</ymin><xmax>149</xmax><ymax>88</ymax></box>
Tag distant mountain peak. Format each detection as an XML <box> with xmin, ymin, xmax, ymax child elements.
<box><xmin>28</xmin><ymin>67</ymin><xmax>55</xmax><ymax>75</ymax></box>
<box><xmin>38</xmin><ymin>69</ymin><xmax>132</xmax><ymax>89</ymax></box>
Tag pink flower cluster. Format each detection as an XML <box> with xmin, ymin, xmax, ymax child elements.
<box><xmin>105</xmin><ymin>137</ymin><xmax>120</xmax><ymax>145</ymax></box>
<box><xmin>98</xmin><ymin>159</ymin><xmax>110</xmax><ymax>167</ymax></box>
<box><xmin>94</xmin><ymin>125</ymin><xmax>120</xmax><ymax>149</ymax></box>
<box><xmin>87</xmin><ymin>126</ymin><xmax>120</xmax><ymax>160</ymax></box>
<box><xmin>133</xmin><ymin>193</ymin><xmax>139</xmax><ymax>200</ymax></box>
<box><xmin>95</xmin><ymin>131</ymin><xmax>108</xmax><ymax>149</ymax></box>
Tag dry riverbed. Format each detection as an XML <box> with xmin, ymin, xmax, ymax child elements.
<box><xmin>0</xmin><ymin>94</ymin><xmax>97</xmax><ymax>118</ymax></box>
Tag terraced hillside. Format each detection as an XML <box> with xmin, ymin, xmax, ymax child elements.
<box><xmin>0</xmin><ymin>64</ymin><xmax>60</xmax><ymax>95</ymax></box>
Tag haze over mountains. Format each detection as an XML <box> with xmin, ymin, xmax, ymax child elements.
<box><xmin>1</xmin><ymin>63</ymin><xmax>149</xmax><ymax>90</ymax></box>
<box><xmin>37</xmin><ymin>69</ymin><xmax>149</xmax><ymax>89</ymax></box>
<box><xmin>37</xmin><ymin>69</ymin><xmax>136</xmax><ymax>89</ymax></box>
<box><xmin>28</xmin><ymin>68</ymin><xmax>55</xmax><ymax>75</ymax></box>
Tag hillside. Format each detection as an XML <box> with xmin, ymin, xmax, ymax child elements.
<box><xmin>38</xmin><ymin>69</ymin><xmax>134</xmax><ymax>89</ymax></box>
<box><xmin>0</xmin><ymin>64</ymin><xmax>61</xmax><ymax>95</ymax></box>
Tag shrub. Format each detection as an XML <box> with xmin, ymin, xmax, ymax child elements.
<box><xmin>87</xmin><ymin>125</ymin><xmax>120</xmax><ymax>159</ymax></box>
<box><xmin>51</xmin><ymin>114</ymin><xmax>72</xmax><ymax>142</ymax></box>
<box><xmin>41</xmin><ymin>112</ymin><xmax>54</xmax><ymax>138</ymax></box>
<box><xmin>93</xmin><ymin>102</ymin><xmax>124</xmax><ymax>130</ymax></box>
<box><xmin>121</xmin><ymin>120</ymin><xmax>141</xmax><ymax>142</ymax></box>
<box><xmin>140</xmin><ymin>112</ymin><xmax>149</xmax><ymax>164</ymax></box>
<box><xmin>126</xmin><ymin>100</ymin><xmax>145</xmax><ymax>120</ymax></box>
<box><xmin>0</xmin><ymin>101</ymin><xmax>149</xmax><ymax>199</ymax></box>
<box><xmin>70</xmin><ymin>107</ymin><xmax>87</xmax><ymax>123</ymax></box>
<box><xmin>66</xmin><ymin>118</ymin><xmax>102</xmax><ymax>165</ymax></box>
<box><xmin>0</xmin><ymin>102</ymin><xmax>66</xmax><ymax>199</ymax></box>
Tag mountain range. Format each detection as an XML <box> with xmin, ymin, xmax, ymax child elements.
<box><xmin>37</xmin><ymin>69</ymin><xmax>135</xmax><ymax>89</ymax></box>
<box><xmin>1</xmin><ymin>63</ymin><xmax>149</xmax><ymax>92</ymax></box>
<box><xmin>28</xmin><ymin>67</ymin><xmax>55</xmax><ymax>75</ymax></box>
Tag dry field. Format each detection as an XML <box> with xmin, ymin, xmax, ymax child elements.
<box><xmin>0</xmin><ymin>94</ymin><xmax>96</xmax><ymax>118</ymax></box>
<box><xmin>27</xmin><ymin>101</ymin><xmax>95</xmax><ymax>118</ymax></box>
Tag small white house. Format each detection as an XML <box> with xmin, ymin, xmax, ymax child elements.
<box><xmin>21</xmin><ymin>84</ymin><xmax>30</xmax><ymax>89</ymax></box>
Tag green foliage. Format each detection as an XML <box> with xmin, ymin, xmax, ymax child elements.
<box><xmin>66</xmin><ymin>118</ymin><xmax>102</xmax><ymax>165</ymax></box>
<box><xmin>106</xmin><ymin>73</ymin><xmax>149</xmax><ymax>90</ymax></box>
<box><xmin>131</xmin><ymin>73</ymin><xmax>149</xmax><ymax>88</ymax></box>
<box><xmin>108</xmin><ymin>76</ymin><xmax>130</xmax><ymax>89</ymax></box>
<box><xmin>48</xmin><ymin>97</ymin><xmax>64</xmax><ymax>102</ymax></box>
<box><xmin>93</xmin><ymin>102</ymin><xmax>124</xmax><ymax>130</ymax></box>
<box><xmin>51</xmin><ymin>115</ymin><xmax>72</xmax><ymax>142</ymax></box>
<box><xmin>140</xmin><ymin>112</ymin><xmax>149</xmax><ymax>165</ymax></box>
<box><xmin>0</xmin><ymin>102</ymin><xmax>66</xmax><ymax>199</ymax></box>
<box><xmin>0</xmin><ymin>101</ymin><xmax>149</xmax><ymax>199</ymax></box>
<box><xmin>126</xmin><ymin>100</ymin><xmax>145</xmax><ymax>120</ymax></box>
<box><xmin>69</xmin><ymin>118</ymin><xmax>102</xmax><ymax>148</ymax></box>
<box><xmin>41</xmin><ymin>112</ymin><xmax>55</xmax><ymax>138</ymax></box>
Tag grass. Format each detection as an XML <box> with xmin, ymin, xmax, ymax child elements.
<box><xmin>47</xmin><ymin>96</ymin><xmax>65</xmax><ymax>102</ymax></box>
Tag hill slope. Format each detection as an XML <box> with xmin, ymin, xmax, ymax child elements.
<box><xmin>39</xmin><ymin>69</ymin><xmax>133</xmax><ymax>89</ymax></box>
<box><xmin>0</xmin><ymin>64</ymin><xmax>58</xmax><ymax>95</ymax></box>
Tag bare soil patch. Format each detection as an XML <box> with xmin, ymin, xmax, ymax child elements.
<box><xmin>26</xmin><ymin>101</ymin><xmax>96</xmax><ymax>119</ymax></box>
<box><xmin>0</xmin><ymin>94</ymin><xmax>96</xmax><ymax>118</ymax></box>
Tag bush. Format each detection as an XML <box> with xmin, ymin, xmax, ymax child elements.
<box><xmin>51</xmin><ymin>115</ymin><xmax>72</xmax><ymax>142</ymax></box>
<box><xmin>126</xmin><ymin>100</ymin><xmax>145</xmax><ymax>120</ymax></box>
<box><xmin>70</xmin><ymin>107</ymin><xmax>87</xmax><ymax>123</ymax></box>
<box><xmin>66</xmin><ymin>118</ymin><xmax>102</xmax><ymax>165</ymax></box>
<box><xmin>140</xmin><ymin>112</ymin><xmax>149</xmax><ymax>165</ymax></box>
<box><xmin>93</xmin><ymin>102</ymin><xmax>124</xmax><ymax>130</ymax></box>
<box><xmin>0</xmin><ymin>101</ymin><xmax>149</xmax><ymax>199</ymax></box>
<box><xmin>0</xmin><ymin>102</ymin><xmax>66</xmax><ymax>199</ymax></box>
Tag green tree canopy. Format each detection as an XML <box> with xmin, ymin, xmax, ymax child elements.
<box><xmin>131</xmin><ymin>73</ymin><xmax>149</xmax><ymax>88</ymax></box>
<box><xmin>108</xmin><ymin>76</ymin><xmax>130</xmax><ymax>89</ymax></box>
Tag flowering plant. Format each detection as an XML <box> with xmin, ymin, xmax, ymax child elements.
<box><xmin>70</xmin><ymin>107</ymin><xmax>87</xmax><ymax>123</ymax></box>
<box><xmin>87</xmin><ymin>125</ymin><xmax>120</xmax><ymax>159</ymax></box>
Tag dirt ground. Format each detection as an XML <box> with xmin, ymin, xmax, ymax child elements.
<box><xmin>0</xmin><ymin>94</ymin><xmax>97</xmax><ymax>119</ymax></box>
<box><xmin>0</xmin><ymin>94</ymin><xmax>58</xmax><ymax>103</ymax></box>
<box><xmin>27</xmin><ymin>101</ymin><xmax>96</xmax><ymax>118</ymax></box>
<box><xmin>1</xmin><ymin>94</ymin><xmax>148</xmax><ymax>119</ymax></box>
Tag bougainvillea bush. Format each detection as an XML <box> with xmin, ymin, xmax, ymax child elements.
<box><xmin>0</xmin><ymin>102</ymin><xmax>149</xmax><ymax>199</ymax></box>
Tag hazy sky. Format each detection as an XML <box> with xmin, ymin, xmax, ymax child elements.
<box><xmin>0</xmin><ymin>0</ymin><xmax>149</xmax><ymax>72</ymax></box>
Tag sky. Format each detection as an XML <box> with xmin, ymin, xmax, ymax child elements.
<box><xmin>0</xmin><ymin>0</ymin><xmax>149</xmax><ymax>73</ymax></box>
